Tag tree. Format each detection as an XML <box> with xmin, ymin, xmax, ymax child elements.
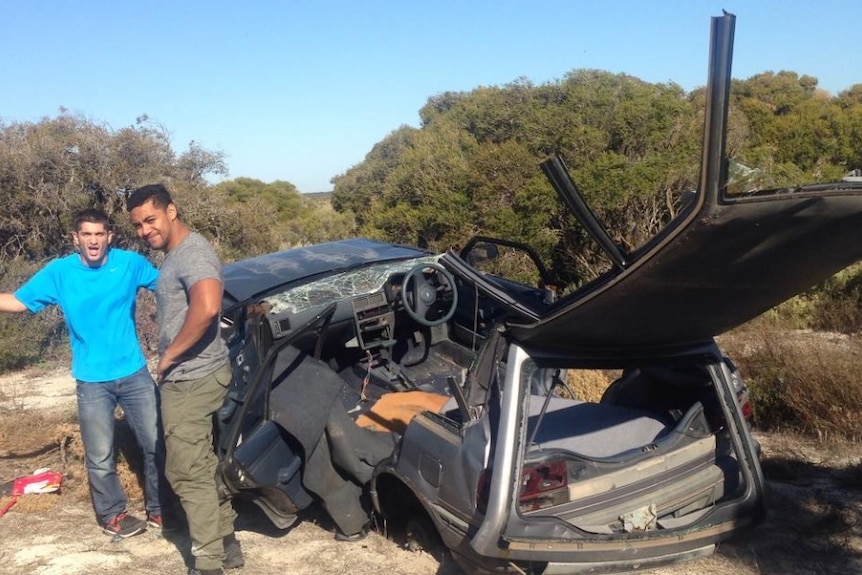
<box><xmin>363</xmin><ymin>120</ymin><xmax>477</xmax><ymax>250</ymax></box>
<box><xmin>176</xmin><ymin>140</ymin><xmax>228</xmax><ymax>184</ymax></box>
<box><xmin>0</xmin><ymin>111</ymin><xmax>228</xmax><ymax>259</ymax></box>
<box><xmin>331</xmin><ymin>125</ymin><xmax>418</xmax><ymax>226</ymax></box>
<box><xmin>208</xmin><ymin>177</ymin><xmax>357</xmax><ymax>256</ymax></box>
<box><xmin>331</xmin><ymin>66</ymin><xmax>862</xmax><ymax>292</ymax></box>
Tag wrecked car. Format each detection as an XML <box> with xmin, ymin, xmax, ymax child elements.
<box><xmin>212</xmin><ymin>12</ymin><xmax>862</xmax><ymax>575</ymax></box>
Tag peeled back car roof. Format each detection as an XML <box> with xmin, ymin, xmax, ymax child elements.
<box><xmin>507</xmin><ymin>184</ymin><xmax>862</xmax><ymax>358</ymax></box>
<box><xmin>221</xmin><ymin>238</ymin><xmax>430</xmax><ymax>308</ymax></box>
<box><xmin>507</xmin><ymin>13</ymin><xmax>862</xmax><ymax>359</ymax></box>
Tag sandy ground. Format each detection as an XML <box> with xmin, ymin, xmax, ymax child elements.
<box><xmin>1</xmin><ymin>368</ymin><xmax>860</xmax><ymax>575</ymax></box>
<box><xmin>0</xmin><ymin>368</ymin><xmax>452</xmax><ymax>575</ymax></box>
<box><xmin>0</xmin><ymin>503</ymin><xmax>450</xmax><ymax>575</ymax></box>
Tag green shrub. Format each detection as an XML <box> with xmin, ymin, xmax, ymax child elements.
<box><xmin>809</xmin><ymin>263</ymin><xmax>862</xmax><ymax>334</ymax></box>
<box><xmin>0</xmin><ymin>259</ymin><xmax>69</xmax><ymax>374</ymax></box>
<box><xmin>764</xmin><ymin>295</ymin><xmax>818</xmax><ymax>330</ymax></box>
<box><xmin>727</xmin><ymin>264</ymin><xmax>862</xmax><ymax>336</ymax></box>
<box><xmin>0</xmin><ymin>307</ymin><xmax>68</xmax><ymax>374</ymax></box>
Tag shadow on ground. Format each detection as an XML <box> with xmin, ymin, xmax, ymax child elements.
<box><xmin>716</xmin><ymin>456</ymin><xmax>862</xmax><ymax>575</ymax></box>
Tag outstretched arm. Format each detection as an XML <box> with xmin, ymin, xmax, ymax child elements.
<box><xmin>0</xmin><ymin>293</ymin><xmax>27</xmax><ymax>313</ymax></box>
<box><xmin>156</xmin><ymin>278</ymin><xmax>222</xmax><ymax>380</ymax></box>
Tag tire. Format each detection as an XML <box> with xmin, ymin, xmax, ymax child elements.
<box><xmin>404</xmin><ymin>512</ymin><xmax>444</xmax><ymax>561</ymax></box>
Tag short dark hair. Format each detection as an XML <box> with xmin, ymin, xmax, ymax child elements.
<box><xmin>73</xmin><ymin>208</ymin><xmax>111</xmax><ymax>232</ymax></box>
<box><xmin>126</xmin><ymin>183</ymin><xmax>174</xmax><ymax>212</ymax></box>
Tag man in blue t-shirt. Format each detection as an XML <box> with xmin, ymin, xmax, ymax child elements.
<box><xmin>0</xmin><ymin>208</ymin><xmax>166</xmax><ymax>538</ymax></box>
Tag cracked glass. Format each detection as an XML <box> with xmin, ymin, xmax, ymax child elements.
<box><xmin>263</xmin><ymin>255</ymin><xmax>440</xmax><ymax>315</ymax></box>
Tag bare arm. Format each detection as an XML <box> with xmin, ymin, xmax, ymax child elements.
<box><xmin>0</xmin><ymin>293</ymin><xmax>27</xmax><ymax>313</ymax></box>
<box><xmin>157</xmin><ymin>278</ymin><xmax>223</xmax><ymax>380</ymax></box>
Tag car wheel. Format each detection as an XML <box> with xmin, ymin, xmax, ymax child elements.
<box><xmin>404</xmin><ymin>512</ymin><xmax>444</xmax><ymax>560</ymax></box>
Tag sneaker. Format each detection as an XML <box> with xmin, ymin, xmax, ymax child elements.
<box><xmin>146</xmin><ymin>513</ymin><xmax>163</xmax><ymax>529</ymax></box>
<box><xmin>223</xmin><ymin>534</ymin><xmax>245</xmax><ymax>569</ymax></box>
<box><xmin>102</xmin><ymin>511</ymin><xmax>146</xmax><ymax>538</ymax></box>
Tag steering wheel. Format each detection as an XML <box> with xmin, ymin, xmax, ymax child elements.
<box><xmin>401</xmin><ymin>262</ymin><xmax>458</xmax><ymax>327</ymax></box>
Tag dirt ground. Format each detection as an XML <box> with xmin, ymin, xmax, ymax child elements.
<box><xmin>1</xmin><ymin>368</ymin><xmax>860</xmax><ymax>575</ymax></box>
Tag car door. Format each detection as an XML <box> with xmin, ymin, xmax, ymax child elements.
<box><xmin>217</xmin><ymin>302</ymin><xmax>336</xmax><ymax>529</ymax></box>
<box><xmin>451</xmin><ymin>237</ymin><xmax>555</xmax><ymax>346</ymax></box>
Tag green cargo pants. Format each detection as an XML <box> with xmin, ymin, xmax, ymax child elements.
<box><xmin>160</xmin><ymin>363</ymin><xmax>236</xmax><ymax>571</ymax></box>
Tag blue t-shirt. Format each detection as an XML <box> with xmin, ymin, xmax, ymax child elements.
<box><xmin>14</xmin><ymin>249</ymin><xmax>159</xmax><ymax>383</ymax></box>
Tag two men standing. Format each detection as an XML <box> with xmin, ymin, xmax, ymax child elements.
<box><xmin>1</xmin><ymin>183</ymin><xmax>243</xmax><ymax>575</ymax></box>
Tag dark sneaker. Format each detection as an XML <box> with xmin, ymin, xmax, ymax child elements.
<box><xmin>223</xmin><ymin>534</ymin><xmax>245</xmax><ymax>569</ymax></box>
<box><xmin>146</xmin><ymin>513</ymin><xmax>163</xmax><ymax>529</ymax></box>
<box><xmin>102</xmin><ymin>511</ymin><xmax>146</xmax><ymax>538</ymax></box>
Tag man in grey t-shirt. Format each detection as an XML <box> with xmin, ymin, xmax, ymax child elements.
<box><xmin>128</xmin><ymin>184</ymin><xmax>243</xmax><ymax>575</ymax></box>
<box><xmin>155</xmin><ymin>232</ymin><xmax>227</xmax><ymax>383</ymax></box>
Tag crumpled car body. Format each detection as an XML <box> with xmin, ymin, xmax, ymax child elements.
<box><xmin>213</xmin><ymin>12</ymin><xmax>862</xmax><ymax>575</ymax></box>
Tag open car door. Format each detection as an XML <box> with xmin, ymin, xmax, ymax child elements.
<box><xmin>216</xmin><ymin>303</ymin><xmax>337</xmax><ymax>528</ymax></box>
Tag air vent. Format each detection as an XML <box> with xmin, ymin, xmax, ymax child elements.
<box><xmin>276</xmin><ymin>317</ymin><xmax>291</xmax><ymax>335</ymax></box>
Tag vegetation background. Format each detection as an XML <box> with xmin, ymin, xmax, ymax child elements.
<box><xmin>1</xmin><ymin>67</ymin><xmax>862</xmax><ymax>441</ymax></box>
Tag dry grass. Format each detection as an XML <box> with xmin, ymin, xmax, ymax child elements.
<box><xmin>721</xmin><ymin>321</ymin><xmax>862</xmax><ymax>442</ymax></box>
<box><xmin>564</xmin><ymin>369</ymin><xmax>615</xmax><ymax>402</ymax></box>
<box><xmin>0</xmin><ymin>403</ymin><xmax>145</xmax><ymax>514</ymax></box>
<box><xmin>556</xmin><ymin>314</ymin><xmax>862</xmax><ymax>445</ymax></box>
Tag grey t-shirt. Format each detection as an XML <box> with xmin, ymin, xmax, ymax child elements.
<box><xmin>156</xmin><ymin>231</ymin><xmax>228</xmax><ymax>382</ymax></box>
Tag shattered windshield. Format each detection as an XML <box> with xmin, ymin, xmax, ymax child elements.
<box><xmin>263</xmin><ymin>255</ymin><xmax>440</xmax><ymax>315</ymax></box>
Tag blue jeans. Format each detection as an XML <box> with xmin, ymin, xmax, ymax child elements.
<box><xmin>76</xmin><ymin>366</ymin><xmax>165</xmax><ymax>525</ymax></box>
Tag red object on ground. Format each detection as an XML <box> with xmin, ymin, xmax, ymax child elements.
<box><xmin>0</xmin><ymin>469</ymin><xmax>63</xmax><ymax>518</ymax></box>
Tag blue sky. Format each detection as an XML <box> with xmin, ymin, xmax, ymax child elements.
<box><xmin>1</xmin><ymin>1</ymin><xmax>858</xmax><ymax>193</ymax></box>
